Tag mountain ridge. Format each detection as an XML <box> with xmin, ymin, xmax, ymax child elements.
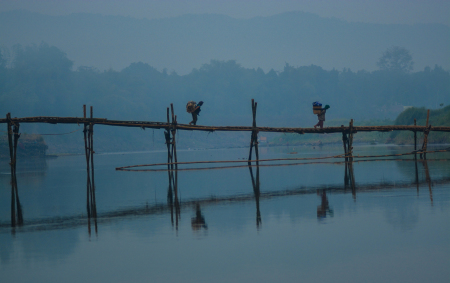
<box><xmin>1</xmin><ymin>10</ymin><xmax>448</xmax><ymax>74</ymax></box>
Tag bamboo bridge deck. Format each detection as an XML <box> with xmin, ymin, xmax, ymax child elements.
<box><xmin>1</xmin><ymin>116</ymin><xmax>449</xmax><ymax>134</ymax></box>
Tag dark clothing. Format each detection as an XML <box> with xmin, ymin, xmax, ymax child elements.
<box><xmin>189</xmin><ymin>105</ymin><xmax>201</xmax><ymax>125</ymax></box>
<box><xmin>190</xmin><ymin>112</ymin><xmax>198</xmax><ymax>125</ymax></box>
<box><xmin>188</xmin><ymin>101</ymin><xmax>203</xmax><ymax>126</ymax></box>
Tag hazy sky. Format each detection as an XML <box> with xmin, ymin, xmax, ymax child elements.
<box><xmin>1</xmin><ymin>0</ymin><xmax>449</xmax><ymax>26</ymax></box>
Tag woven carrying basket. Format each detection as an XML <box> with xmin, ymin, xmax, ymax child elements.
<box><xmin>186</xmin><ymin>101</ymin><xmax>196</xmax><ymax>113</ymax></box>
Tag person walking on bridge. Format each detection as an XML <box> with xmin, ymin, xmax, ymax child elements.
<box><xmin>314</xmin><ymin>104</ymin><xmax>330</xmax><ymax>129</ymax></box>
<box><xmin>186</xmin><ymin>101</ymin><xmax>204</xmax><ymax>125</ymax></box>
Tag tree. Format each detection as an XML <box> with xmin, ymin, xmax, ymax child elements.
<box><xmin>377</xmin><ymin>46</ymin><xmax>414</xmax><ymax>73</ymax></box>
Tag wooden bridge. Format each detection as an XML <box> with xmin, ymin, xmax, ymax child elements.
<box><xmin>2</xmin><ymin>100</ymin><xmax>449</xmax><ymax>166</ymax></box>
<box><xmin>2</xmin><ymin>100</ymin><xmax>449</xmax><ymax>229</ymax></box>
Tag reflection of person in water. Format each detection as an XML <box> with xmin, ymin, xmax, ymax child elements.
<box><xmin>191</xmin><ymin>203</ymin><xmax>208</xmax><ymax>230</ymax></box>
<box><xmin>317</xmin><ymin>190</ymin><xmax>334</xmax><ymax>219</ymax></box>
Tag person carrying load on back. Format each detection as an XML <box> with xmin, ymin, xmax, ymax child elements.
<box><xmin>186</xmin><ymin>101</ymin><xmax>204</xmax><ymax>125</ymax></box>
<box><xmin>313</xmin><ymin>103</ymin><xmax>330</xmax><ymax>129</ymax></box>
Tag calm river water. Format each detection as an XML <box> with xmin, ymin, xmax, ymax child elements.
<box><xmin>1</xmin><ymin>144</ymin><xmax>449</xmax><ymax>283</ymax></box>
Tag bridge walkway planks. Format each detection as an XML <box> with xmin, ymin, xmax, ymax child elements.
<box><xmin>1</xmin><ymin>116</ymin><xmax>449</xmax><ymax>134</ymax></box>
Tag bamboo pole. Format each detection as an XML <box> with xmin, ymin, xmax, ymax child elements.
<box><xmin>422</xmin><ymin>109</ymin><xmax>431</xmax><ymax>159</ymax></box>
<box><xmin>12</xmin><ymin>122</ymin><xmax>23</xmax><ymax>225</ymax></box>
<box><xmin>248</xmin><ymin>100</ymin><xmax>254</xmax><ymax>165</ymax></box>
<box><xmin>414</xmin><ymin>118</ymin><xmax>417</xmax><ymax>159</ymax></box>
<box><xmin>6</xmin><ymin>113</ymin><xmax>15</xmax><ymax>227</ymax></box>
<box><xmin>421</xmin><ymin>110</ymin><xmax>430</xmax><ymax>159</ymax></box>
<box><xmin>348</xmin><ymin>119</ymin><xmax>354</xmax><ymax>161</ymax></box>
<box><xmin>6</xmin><ymin>114</ymin><xmax>13</xmax><ymax>167</ymax></box>
<box><xmin>170</xmin><ymin>104</ymin><xmax>178</xmax><ymax>168</ymax></box>
<box><xmin>83</xmin><ymin>105</ymin><xmax>91</xmax><ymax>218</ymax></box>
<box><xmin>254</xmin><ymin>101</ymin><xmax>259</xmax><ymax>166</ymax></box>
<box><xmin>90</xmin><ymin>106</ymin><xmax>97</xmax><ymax>218</ymax></box>
<box><xmin>12</xmin><ymin>123</ymin><xmax>20</xmax><ymax>173</ymax></box>
<box><xmin>342</xmin><ymin>125</ymin><xmax>348</xmax><ymax>162</ymax></box>
<box><xmin>165</xmin><ymin>108</ymin><xmax>172</xmax><ymax>169</ymax></box>
<box><xmin>248</xmin><ymin>99</ymin><xmax>259</xmax><ymax>165</ymax></box>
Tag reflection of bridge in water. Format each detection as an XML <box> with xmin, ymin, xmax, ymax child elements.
<box><xmin>3</xmin><ymin>158</ymin><xmax>447</xmax><ymax>235</ymax></box>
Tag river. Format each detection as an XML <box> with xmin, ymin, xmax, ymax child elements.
<box><xmin>1</xmin><ymin>144</ymin><xmax>449</xmax><ymax>283</ymax></box>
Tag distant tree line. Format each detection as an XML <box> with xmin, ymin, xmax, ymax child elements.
<box><xmin>1</xmin><ymin>43</ymin><xmax>449</xmax><ymax>128</ymax></box>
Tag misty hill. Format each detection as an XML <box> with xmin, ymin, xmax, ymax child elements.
<box><xmin>0</xmin><ymin>10</ymin><xmax>449</xmax><ymax>74</ymax></box>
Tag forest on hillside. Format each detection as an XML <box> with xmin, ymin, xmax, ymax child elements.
<box><xmin>1</xmin><ymin>43</ymin><xmax>449</xmax><ymax>123</ymax></box>
<box><xmin>0</xmin><ymin>43</ymin><xmax>449</xmax><ymax>153</ymax></box>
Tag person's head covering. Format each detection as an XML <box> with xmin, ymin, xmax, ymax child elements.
<box><xmin>197</xmin><ymin>101</ymin><xmax>204</xmax><ymax>106</ymax></box>
<box><xmin>324</xmin><ymin>105</ymin><xmax>330</xmax><ymax>109</ymax></box>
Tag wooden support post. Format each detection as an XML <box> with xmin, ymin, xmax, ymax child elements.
<box><xmin>248</xmin><ymin>100</ymin><xmax>254</xmax><ymax>165</ymax></box>
<box><xmin>6</xmin><ymin>113</ymin><xmax>22</xmax><ymax>227</ymax></box>
<box><xmin>421</xmin><ymin>109</ymin><xmax>430</xmax><ymax>159</ymax></box>
<box><xmin>348</xmin><ymin>119</ymin><xmax>354</xmax><ymax>161</ymax></box>
<box><xmin>84</xmin><ymin>125</ymin><xmax>91</xmax><ymax>217</ymax></box>
<box><xmin>7</xmin><ymin>113</ymin><xmax>15</xmax><ymax>227</ymax></box>
<box><xmin>414</xmin><ymin>118</ymin><xmax>417</xmax><ymax>159</ymax></box>
<box><xmin>248</xmin><ymin>99</ymin><xmax>259</xmax><ymax>165</ymax></box>
<box><xmin>170</xmin><ymin>104</ymin><xmax>178</xmax><ymax>168</ymax></box>
<box><xmin>89</xmin><ymin>106</ymin><xmax>97</xmax><ymax>219</ymax></box>
<box><xmin>253</xmin><ymin>101</ymin><xmax>259</xmax><ymax>165</ymax></box>
<box><xmin>12</xmin><ymin>123</ymin><xmax>20</xmax><ymax>172</ymax></box>
<box><xmin>341</xmin><ymin>125</ymin><xmax>348</xmax><ymax>162</ymax></box>
<box><xmin>165</xmin><ymin>107</ymin><xmax>172</xmax><ymax>168</ymax></box>
<box><xmin>11</xmin><ymin>122</ymin><xmax>23</xmax><ymax>226</ymax></box>
<box><xmin>6</xmin><ymin>113</ymin><xmax>13</xmax><ymax>167</ymax></box>
<box><xmin>347</xmin><ymin>120</ymin><xmax>356</xmax><ymax>198</ymax></box>
<box><xmin>83</xmin><ymin>105</ymin><xmax>95</xmax><ymax>220</ymax></box>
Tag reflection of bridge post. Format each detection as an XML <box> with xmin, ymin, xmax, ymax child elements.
<box><xmin>317</xmin><ymin>190</ymin><xmax>333</xmax><ymax>219</ymax></box>
<box><xmin>248</xmin><ymin>165</ymin><xmax>262</xmax><ymax>228</ymax></box>
<box><xmin>422</xmin><ymin>160</ymin><xmax>433</xmax><ymax>205</ymax></box>
<box><xmin>167</xmin><ymin>163</ymin><xmax>174</xmax><ymax>225</ymax></box>
<box><xmin>83</xmin><ymin>106</ymin><xmax>97</xmax><ymax>235</ymax></box>
<box><xmin>166</xmin><ymin>158</ymin><xmax>180</xmax><ymax>230</ymax></box>
<box><xmin>415</xmin><ymin>158</ymin><xmax>419</xmax><ymax>195</ymax></box>
<box><xmin>414</xmin><ymin>158</ymin><xmax>433</xmax><ymax>205</ymax></box>
<box><xmin>248</xmin><ymin>99</ymin><xmax>259</xmax><ymax>166</ymax></box>
<box><xmin>10</xmin><ymin>174</ymin><xmax>24</xmax><ymax>228</ymax></box>
<box><xmin>345</xmin><ymin>161</ymin><xmax>356</xmax><ymax>200</ymax></box>
<box><xmin>165</xmin><ymin>105</ymin><xmax>180</xmax><ymax>229</ymax></box>
<box><xmin>7</xmin><ymin>113</ymin><xmax>24</xmax><ymax>227</ymax></box>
